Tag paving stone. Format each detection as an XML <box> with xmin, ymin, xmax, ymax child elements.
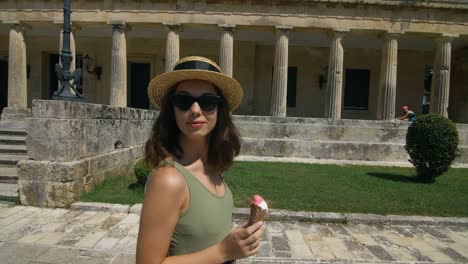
<box><xmin>392</xmin><ymin>226</ymin><xmax>415</xmax><ymax>237</ymax></box>
<box><xmin>321</xmin><ymin>237</ymin><xmax>355</xmax><ymax>260</ymax></box>
<box><xmin>327</xmin><ymin>224</ymin><xmax>350</xmax><ymax>236</ymax></box>
<box><xmin>418</xmin><ymin>226</ymin><xmax>451</xmax><ymax>240</ymax></box>
<box><xmin>257</xmin><ymin>242</ymin><xmax>273</xmax><ymax>257</ymax></box>
<box><xmin>271</xmin><ymin>235</ymin><xmax>291</xmax><ymax>252</ymax></box>
<box><xmin>74</xmin><ymin>231</ymin><xmax>108</xmax><ymax>248</ymax></box>
<box><xmin>84</xmin><ymin>212</ymin><xmax>111</xmax><ymax>225</ymax></box>
<box><xmin>94</xmin><ymin>237</ymin><xmax>120</xmax><ymax>250</ymax></box>
<box><xmin>69</xmin><ymin>255</ymin><xmax>110</xmax><ymax>264</ymax></box>
<box><xmin>35</xmin><ymin>232</ymin><xmax>66</xmax><ymax>245</ymax></box>
<box><xmin>110</xmin><ymin>254</ymin><xmax>135</xmax><ymax>264</ymax></box>
<box><xmin>315</xmin><ymin>226</ymin><xmax>334</xmax><ymax>237</ymax></box>
<box><xmin>285</xmin><ymin>230</ymin><xmax>313</xmax><ymax>258</ymax></box>
<box><xmin>439</xmin><ymin>247</ymin><xmax>468</xmax><ymax>262</ymax></box>
<box><xmin>36</xmin><ymin>247</ymin><xmax>80</xmax><ymax>264</ymax></box>
<box><xmin>365</xmin><ymin>245</ymin><xmax>395</xmax><ymax>261</ymax></box>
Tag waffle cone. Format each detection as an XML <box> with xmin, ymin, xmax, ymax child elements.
<box><xmin>247</xmin><ymin>204</ymin><xmax>268</xmax><ymax>226</ymax></box>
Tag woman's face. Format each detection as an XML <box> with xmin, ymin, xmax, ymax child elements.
<box><xmin>173</xmin><ymin>79</ymin><xmax>219</xmax><ymax>140</ymax></box>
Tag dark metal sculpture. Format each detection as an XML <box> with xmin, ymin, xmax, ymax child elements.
<box><xmin>53</xmin><ymin>0</ymin><xmax>84</xmax><ymax>101</ymax></box>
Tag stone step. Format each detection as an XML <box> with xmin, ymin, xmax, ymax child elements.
<box><xmin>0</xmin><ymin>183</ymin><xmax>19</xmax><ymax>203</ymax></box>
<box><xmin>0</xmin><ymin>135</ymin><xmax>27</xmax><ymax>145</ymax></box>
<box><xmin>0</xmin><ymin>154</ymin><xmax>28</xmax><ymax>165</ymax></box>
<box><xmin>0</xmin><ymin>128</ymin><xmax>27</xmax><ymax>136</ymax></box>
<box><xmin>241</xmin><ymin>138</ymin><xmax>468</xmax><ymax>164</ymax></box>
<box><xmin>0</xmin><ymin>144</ymin><xmax>27</xmax><ymax>154</ymax></box>
<box><xmin>0</xmin><ymin>166</ymin><xmax>18</xmax><ymax>184</ymax></box>
<box><xmin>0</xmin><ymin>120</ymin><xmax>26</xmax><ymax>130</ymax></box>
<box><xmin>236</xmin><ymin>121</ymin><xmax>408</xmax><ymax>144</ymax></box>
<box><xmin>235</xmin><ymin>120</ymin><xmax>468</xmax><ymax>146</ymax></box>
<box><xmin>241</xmin><ymin>137</ymin><xmax>409</xmax><ymax>162</ymax></box>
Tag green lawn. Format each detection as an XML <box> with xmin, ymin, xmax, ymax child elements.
<box><xmin>80</xmin><ymin>161</ymin><xmax>468</xmax><ymax>217</ymax></box>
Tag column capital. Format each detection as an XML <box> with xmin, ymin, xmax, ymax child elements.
<box><xmin>108</xmin><ymin>21</ymin><xmax>129</xmax><ymax>31</ymax></box>
<box><xmin>275</xmin><ymin>25</ymin><xmax>293</xmax><ymax>32</ymax></box>
<box><xmin>381</xmin><ymin>30</ymin><xmax>404</xmax><ymax>40</ymax></box>
<box><xmin>164</xmin><ymin>23</ymin><xmax>182</xmax><ymax>32</ymax></box>
<box><xmin>53</xmin><ymin>21</ymin><xmax>82</xmax><ymax>32</ymax></box>
<box><xmin>219</xmin><ymin>24</ymin><xmax>236</xmax><ymax>31</ymax></box>
<box><xmin>3</xmin><ymin>21</ymin><xmax>31</xmax><ymax>31</ymax></box>
<box><xmin>328</xmin><ymin>28</ymin><xmax>349</xmax><ymax>39</ymax></box>
<box><xmin>436</xmin><ymin>33</ymin><xmax>459</xmax><ymax>42</ymax></box>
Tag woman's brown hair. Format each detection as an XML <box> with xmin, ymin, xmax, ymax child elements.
<box><xmin>144</xmin><ymin>83</ymin><xmax>241</xmax><ymax>173</ymax></box>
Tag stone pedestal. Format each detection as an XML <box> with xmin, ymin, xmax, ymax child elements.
<box><xmin>325</xmin><ymin>29</ymin><xmax>347</xmax><ymax>119</ymax></box>
<box><xmin>165</xmin><ymin>23</ymin><xmax>181</xmax><ymax>72</ymax></box>
<box><xmin>270</xmin><ymin>26</ymin><xmax>291</xmax><ymax>117</ymax></box>
<box><xmin>219</xmin><ymin>24</ymin><xmax>235</xmax><ymax>76</ymax></box>
<box><xmin>379</xmin><ymin>32</ymin><xmax>401</xmax><ymax>120</ymax></box>
<box><xmin>110</xmin><ymin>21</ymin><xmax>127</xmax><ymax>107</ymax></box>
<box><xmin>18</xmin><ymin>100</ymin><xmax>158</xmax><ymax>207</ymax></box>
<box><xmin>430</xmin><ymin>34</ymin><xmax>457</xmax><ymax>117</ymax></box>
<box><xmin>1</xmin><ymin>22</ymin><xmax>31</xmax><ymax>121</ymax></box>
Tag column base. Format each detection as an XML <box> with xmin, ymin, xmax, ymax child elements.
<box><xmin>0</xmin><ymin>107</ymin><xmax>32</xmax><ymax>121</ymax></box>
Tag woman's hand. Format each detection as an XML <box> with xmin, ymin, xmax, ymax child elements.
<box><xmin>218</xmin><ymin>221</ymin><xmax>265</xmax><ymax>261</ymax></box>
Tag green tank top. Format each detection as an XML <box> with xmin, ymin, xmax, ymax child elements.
<box><xmin>157</xmin><ymin>160</ymin><xmax>234</xmax><ymax>256</ymax></box>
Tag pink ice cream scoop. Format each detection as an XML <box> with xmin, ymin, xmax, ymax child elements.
<box><xmin>247</xmin><ymin>194</ymin><xmax>268</xmax><ymax>226</ymax></box>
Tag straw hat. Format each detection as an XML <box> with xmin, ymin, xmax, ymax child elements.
<box><xmin>148</xmin><ymin>56</ymin><xmax>243</xmax><ymax>111</ymax></box>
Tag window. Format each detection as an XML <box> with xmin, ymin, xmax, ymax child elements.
<box><xmin>343</xmin><ymin>69</ymin><xmax>370</xmax><ymax>110</ymax></box>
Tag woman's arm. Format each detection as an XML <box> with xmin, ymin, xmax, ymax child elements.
<box><xmin>136</xmin><ymin>167</ymin><xmax>265</xmax><ymax>264</ymax></box>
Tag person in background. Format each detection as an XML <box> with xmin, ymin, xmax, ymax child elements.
<box><xmin>396</xmin><ymin>105</ymin><xmax>416</xmax><ymax>122</ymax></box>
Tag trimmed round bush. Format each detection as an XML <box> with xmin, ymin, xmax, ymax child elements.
<box><xmin>134</xmin><ymin>159</ymin><xmax>154</xmax><ymax>187</ymax></box>
<box><xmin>405</xmin><ymin>113</ymin><xmax>460</xmax><ymax>182</ymax></box>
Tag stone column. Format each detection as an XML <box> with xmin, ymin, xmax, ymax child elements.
<box><xmin>219</xmin><ymin>24</ymin><xmax>235</xmax><ymax>76</ymax></box>
<box><xmin>270</xmin><ymin>26</ymin><xmax>292</xmax><ymax>117</ymax></box>
<box><xmin>325</xmin><ymin>29</ymin><xmax>348</xmax><ymax>119</ymax></box>
<box><xmin>430</xmin><ymin>34</ymin><xmax>458</xmax><ymax>117</ymax></box>
<box><xmin>165</xmin><ymin>23</ymin><xmax>181</xmax><ymax>72</ymax></box>
<box><xmin>110</xmin><ymin>21</ymin><xmax>127</xmax><ymax>107</ymax></box>
<box><xmin>1</xmin><ymin>22</ymin><xmax>31</xmax><ymax>121</ymax></box>
<box><xmin>378</xmin><ymin>32</ymin><xmax>402</xmax><ymax>120</ymax></box>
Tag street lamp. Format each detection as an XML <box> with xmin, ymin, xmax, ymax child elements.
<box><xmin>52</xmin><ymin>0</ymin><xmax>85</xmax><ymax>101</ymax></box>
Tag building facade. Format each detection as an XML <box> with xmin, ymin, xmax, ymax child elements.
<box><xmin>1</xmin><ymin>0</ymin><xmax>468</xmax><ymax>122</ymax></box>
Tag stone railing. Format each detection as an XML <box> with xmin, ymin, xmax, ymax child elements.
<box><xmin>17</xmin><ymin>100</ymin><xmax>158</xmax><ymax>207</ymax></box>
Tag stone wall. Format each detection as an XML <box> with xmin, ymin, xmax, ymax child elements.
<box><xmin>17</xmin><ymin>100</ymin><xmax>157</xmax><ymax>207</ymax></box>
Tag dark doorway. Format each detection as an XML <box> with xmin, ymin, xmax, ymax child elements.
<box><xmin>128</xmin><ymin>62</ymin><xmax>150</xmax><ymax>109</ymax></box>
<box><xmin>287</xmin><ymin>67</ymin><xmax>297</xmax><ymax>108</ymax></box>
<box><xmin>49</xmin><ymin>54</ymin><xmax>83</xmax><ymax>99</ymax></box>
<box><xmin>344</xmin><ymin>69</ymin><xmax>370</xmax><ymax>110</ymax></box>
<box><xmin>0</xmin><ymin>60</ymin><xmax>7</xmax><ymax>114</ymax></box>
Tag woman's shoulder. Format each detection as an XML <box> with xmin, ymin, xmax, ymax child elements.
<box><xmin>147</xmin><ymin>160</ymin><xmax>185</xmax><ymax>194</ymax></box>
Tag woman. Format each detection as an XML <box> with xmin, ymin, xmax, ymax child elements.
<box><xmin>136</xmin><ymin>56</ymin><xmax>265</xmax><ymax>264</ymax></box>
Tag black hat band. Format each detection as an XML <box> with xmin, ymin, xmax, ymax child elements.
<box><xmin>173</xmin><ymin>60</ymin><xmax>221</xmax><ymax>73</ymax></box>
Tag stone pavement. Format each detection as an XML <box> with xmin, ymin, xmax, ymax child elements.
<box><xmin>1</xmin><ymin>204</ymin><xmax>468</xmax><ymax>264</ymax></box>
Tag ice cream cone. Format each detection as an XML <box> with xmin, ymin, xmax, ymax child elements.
<box><xmin>247</xmin><ymin>194</ymin><xmax>268</xmax><ymax>226</ymax></box>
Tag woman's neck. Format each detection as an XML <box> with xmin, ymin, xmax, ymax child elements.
<box><xmin>178</xmin><ymin>135</ymin><xmax>209</xmax><ymax>166</ymax></box>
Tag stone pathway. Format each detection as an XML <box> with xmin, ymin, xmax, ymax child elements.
<box><xmin>1</xmin><ymin>204</ymin><xmax>468</xmax><ymax>264</ymax></box>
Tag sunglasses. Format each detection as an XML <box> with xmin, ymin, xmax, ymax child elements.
<box><xmin>171</xmin><ymin>93</ymin><xmax>221</xmax><ymax>111</ymax></box>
